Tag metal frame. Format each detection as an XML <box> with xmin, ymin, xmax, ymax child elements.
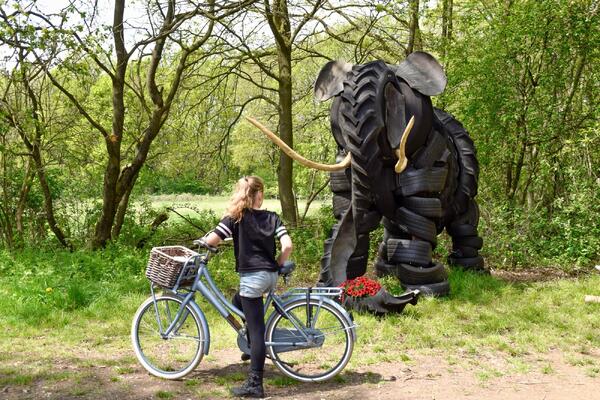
<box><xmin>150</xmin><ymin>249</ymin><xmax>356</xmax><ymax>353</ymax></box>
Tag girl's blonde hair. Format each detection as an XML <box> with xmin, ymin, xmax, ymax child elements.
<box><xmin>226</xmin><ymin>176</ymin><xmax>264</xmax><ymax>222</ymax></box>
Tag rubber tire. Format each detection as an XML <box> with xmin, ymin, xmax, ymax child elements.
<box><xmin>386</xmin><ymin>238</ymin><xmax>432</xmax><ymax>266</ymax></box>
<box><xmin>453</xmin><ymin>235</ymin><xmax>483</xmax><ymax>249</ymax></box>
<box><xmin>374</xmin><ymin>259</ymin><xmax>397</xmax><ymax>278</ymax></box>
<box><xmin>347</xmin><ymin>254</ymin><xmax>368</xmax><ymax>279</ymax></box>
<box><xmin>403</xmin><ymin>281</ymin><xmax>450</xmax><ymax>297</ymax></box>
<box><xmin>395</xmin><ymin>166</ymin><xmax>448</xmax><ymax>197</ymax></box>
<box><xmin>265</xmin><ymin>297</ymin><xmax>354</xmax><ymax>383</ymax></box>
<box><xmin>450</xmin><ymin>246</ymin><xmax>479</xmax><ymax>258</ymax></box>
<box><xmin>338</xmin><ymin>61</ymin><xmax>397</xmax><ymax>231</ymax></box>
<box><xmin>332</xmin><ymin>193</ymin><xmax>351</xmax><ymax>219</ymax></box>
<box><xmin>400</xmin><ymin>196</ymin><xmax>443</xmax><ymax>218</ymax></box>
<box><xmin>448</xmin><ymin>255</ymin><xmax>484</xmax><ymax>269</ymax></box>
<box><xmin>330</xmin><ymin>170</ymin><xmax>351</xmax><ymax>193</ymax></box>
<box><xmin>447</xmin><ymin>223</ymin><xmax>477</xmax><ymax>237</ymax></box>
<box><xmin>395</xmin><ymin>262</ymin><xmax>448</xmax><ymax>285</ymax></box>
<box><xmin>395</xmin><ymin>207</ymin><xmax>438</xmax><ymax>244</ymax></box>
<box><xmin>412</xmin><ymin>130</ymin><xmax>448</xmax><ymax>170</ymax></box>
<box><xmin>131</xmin><ymin>294</ymin><xmax>205</xmax><ymax>380</ymax></box>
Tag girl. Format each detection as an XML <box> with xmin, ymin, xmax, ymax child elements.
<box><xmin>203</xmin><ymin>176</ymin><xmax>293</xmax><ymax>398</ymax></box>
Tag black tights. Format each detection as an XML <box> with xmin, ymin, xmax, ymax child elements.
<box><xmin>233</xmin><ymin>292</ymin><xmax>265</xmax><ymax>373</ymax></box>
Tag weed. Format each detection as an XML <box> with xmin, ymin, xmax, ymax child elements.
<box><xmin>266</xmin><ymin>375</ymin><xmax>298</xmax><ymax>387</ymax></box>
<box><xmin>156</xmin><ymin>390</ymin><xmax>175</xmax><ymax>399</ymax></box>
<box><xmin>114</xmin><ymin>366</ymin><xmax>135</xmax><ymax>375</ymax></box>
<box><xmin>541</xmin><ymin>364</ymin><xmax>554</xmax><ymax>374</ymax></box>
<box><xmin>214</xmin><ymin>372</ymin><xmax>245</xmax><ymax>386</ymax></box>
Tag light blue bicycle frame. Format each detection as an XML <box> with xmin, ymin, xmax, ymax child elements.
<box><xmin>150</xmin><ymin>253</ymin><xmax>354</xmax><ymax>355</ymax></box>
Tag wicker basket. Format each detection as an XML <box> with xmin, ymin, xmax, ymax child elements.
<box><xmin>146</xmin><ymin>246</ymin><xmax>199</xmax><ymax>288</ymax></box>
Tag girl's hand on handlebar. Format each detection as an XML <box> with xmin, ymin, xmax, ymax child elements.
<box><xmin>193</xmin><ymin>238</ymin><xmax>218</xmax><ymax>253</ymax></box>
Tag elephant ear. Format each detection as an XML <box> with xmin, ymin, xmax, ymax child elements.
<box><xmin>314</xmin><ymin>60</ymin><xmax>353</xmax><ymax>101</ymax></box>
<box><xmin>392</xmin><ymin>52</ymin><xmax>447</xmax><ymax>96</ymax></box>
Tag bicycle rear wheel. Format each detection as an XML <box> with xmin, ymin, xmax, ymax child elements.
<box><xmin>131</xmin><ymin>294</ymin><xmax>205</xmax><ymax>379</ymax></box>
<box><xmin>266</xmin><ymin>298</ymin><xmax>354</xmax><ymax>382</ymax></box>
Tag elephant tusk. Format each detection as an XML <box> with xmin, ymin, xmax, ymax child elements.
<box><xmin>245</xmin><ymin>116</ymin><xmax>351</xmax><ymax>172</ymax></box>
<box><xmin>394</xmin><ymin>115</ymin><xmax>415</xmax><ymax>174</ymax></box>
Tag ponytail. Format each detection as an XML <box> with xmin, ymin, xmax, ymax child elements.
<box><xmin>226</xmin><ymin>176</ymin><xmax>264</xmax><ymax>222</ymax></box>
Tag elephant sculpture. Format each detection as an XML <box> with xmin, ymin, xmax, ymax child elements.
<box><xmin>247</xmin><ymin>52</ymin><xmax>484</xmax><ymax>312</ymax></box>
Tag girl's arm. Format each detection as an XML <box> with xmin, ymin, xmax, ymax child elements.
<box><xmin>203</xmin><ymin>231</ymin><xmax>223</xmax><ymax>247</ymax></box>
<box><xmin>277</xmin><ymin>234</ymin><xmax>293</xmax><ymax>266</ymax></box>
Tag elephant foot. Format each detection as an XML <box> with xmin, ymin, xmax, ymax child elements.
<box><xmin>343</xmin><ymin>288</ymin><xmax>420</xmax><ymax>315</ymax></box>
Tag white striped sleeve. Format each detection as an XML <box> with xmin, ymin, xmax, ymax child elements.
<box><xmin>275</xmin><ymin>225</ymin><xmax>288</xmax><ymax>239</ymax></box>
<box><xmin>214</xmin><ymin>218</ymin><xmax>233</xmax><ymax>239</ymax></box>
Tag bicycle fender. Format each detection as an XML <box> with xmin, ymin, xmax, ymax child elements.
<box><xmin>186</xmin><ymin>300</ymin><xmax>211</xmax><ymax>355</ymax></box>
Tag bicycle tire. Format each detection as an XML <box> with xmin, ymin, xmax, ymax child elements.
<box><xmin>131</xmin><ymin>294</ymin><xmax>205</xmax><ymax>379</ymax></box>
<box><xmin>265</xmin><ymin>297</ymin><xmax>354</xmax><ymax>382</ymax></box>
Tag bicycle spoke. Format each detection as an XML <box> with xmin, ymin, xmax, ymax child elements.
<box><xmin>267</xmin><ymin>299</ymin><xmax>353</xmax><ymax>382</ymax></box>
<box><xmin>133</xmin><ymin>296</ymin><xmax>204</xmax><ymax>379</ymax></box>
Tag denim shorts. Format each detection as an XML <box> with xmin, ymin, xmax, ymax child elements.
<box><xmin>239</xmin><ymin>270</ymin><xmax>278</xmax><ymax>298</ymax></box>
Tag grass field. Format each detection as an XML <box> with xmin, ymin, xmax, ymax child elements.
<box><xmin>0</xmin><ymin>195</ymin><xmax>598</xmax><ymax>398</ymax></box>
<box><xmin>1</xmin><ymin>254</ymin><xmax>599</xmax><ymax>398</ymax></box>
<box><xmin>147</xmin><ymin>194</ymin><xmax>325</xmax><ymax>218</ymax></box>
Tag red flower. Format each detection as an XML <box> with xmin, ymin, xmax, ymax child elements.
<box><xmin>339</xmin><ymin>276</ymin><xmax>381</xmax><ymax>301</ymax></box>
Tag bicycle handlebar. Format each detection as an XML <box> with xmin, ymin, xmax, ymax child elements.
<box><xmin>193</xmin><ymin>238</ymin><xmax>218</xmax><ymax>254</ymax></box>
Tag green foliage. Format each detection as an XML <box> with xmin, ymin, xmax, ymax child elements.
<box><xmin>0</xmin><ymin>0</ymin><xmax>598</xmax><ymax>270</ymax></box>
<box><xmin>0</xmin><ymin>244</ymin><xmax>147</xmax><ymax>325</ymax></box>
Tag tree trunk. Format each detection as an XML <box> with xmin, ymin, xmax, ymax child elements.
<box><xmin>92</xmin><ymin>0</ymin><xmax>128</xmax><ymax>249</ymax></box>
<box><xmin>441</xmin><ymin>0</ymin><xmax>453</xmax><ymax>61</ymax></box>
<box><xmin>270</xmin><ymin>0</ymin><xmax>297</xmax><ymax>226</ymax></box>
<box><xmin>407</xmin><ymin>0</ymin><xmax>421</xmax><ymax>56</ymax></box>
<box><xmin>111</xmin><ymin>176</ymin><xmax>135</xmax><ymax>239</ymax></box>
<box><xmin>277</xmin><ymin>54</ymin><xmax>297</xmax><ymax>226</ymax></box>
<box><xmin>15</xmin><ymin>157</ymin><xmax>33</xmax><ymax>237</ymax></box>
<box><xmin>0</xmin><ymin>139</ymin><xmax>14</xmax><ymax>249</ymax></box>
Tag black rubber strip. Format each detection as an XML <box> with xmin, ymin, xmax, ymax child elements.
<box><xmin>448</xmin><ymin>255</ymin><xmax>485</xmax><ymax>270</ymax></box>
<box><xmin>395</xmin><ymin>207</ymin><xmax>438</xmax><ymax>243</ymax></box>
<box><xmin>403</xmin><ymin>280</ymin><xmax>450</xmax><ymax>297</ymax></box>
<box><xmin>330</xmin><ymin>170</ymin><xmax>351</xmax><ymax>192</ymax></box>
<box><xmin>453</xmin><ymin>235</ymin><xmax>483</xmax><ymax>249</ymax></box>
<box><xmin>395</xmin><ymin>166</ymin><xmax>448</xmax><ymax>197</ymax></box>
<box><xmin>400</xmin><ymin>196</ymin><xmax>443</xmax><ymax>218</ymax></box>
<box><xmin>447</xmin><ymin>223</ymin><xmax>478</xmax><ymax>237</ymax></box>
<box><xmin>395</xmin><ymin>262</ymin><xmax>447</xmax><ymax>284</ymax></box>
<box><xmin>386</xmin><ymin>238</ymin><xmax>432</xmax><ymax>266</ymax></box>
<box><xmin>412</xmin><ymin>130</ymin><xmax>448</xmax><ymax>169</ymax></box>
<box><xmin>332</xmin><ymin>193</ymin><xmax>351</xmax><ymax>219</ymax></box>
<box><xmin>450</xmin><ymin>246</ymin><xmax>479</xmax><ymax>258</ymax></box>
<box><xmin>346</xmin><ymin>254</ymin><xmax>368</xmax><ymax>279</ymax></box>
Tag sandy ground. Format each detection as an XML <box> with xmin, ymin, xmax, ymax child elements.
<box><xmin>2</xmin><ymin>345</ymin><xmax>598</xmax><ymax>400</ymax></box>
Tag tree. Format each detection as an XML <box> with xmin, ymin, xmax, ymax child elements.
<box><xmin>1</xmin><ymin>0</ymin><xmax>253</xmax><ymax>248</ymax></box>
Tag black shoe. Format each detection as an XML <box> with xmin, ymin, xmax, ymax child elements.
<box><xmin>231</xmin><ymin>370</ymin><xmax>264</xmax><ymax>398</ymax></box>
<box><xmin>241</xmin><ymin>352</ymin><xmax>251</xmax><ymax>361</ymax></box>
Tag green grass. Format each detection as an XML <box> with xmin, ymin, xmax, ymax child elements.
<box><xmin>147</xmin><ymin>194</ymin><xmax>324</xmax><ymax>218</ymax></box>
<box><xmin>0</xmin><ymin>199</ymin><xmax>598</xmax><ymax>397</ymax></box>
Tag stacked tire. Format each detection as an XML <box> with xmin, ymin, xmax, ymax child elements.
<box><xmin>319</xmin><ymin>60</ymin><xmax>484</xmax><ymax>297</ymax></box>
<box><xmin>434</xmin><ymin>110</ymin><xmax>485</xmax><ymax>273</ymax></box>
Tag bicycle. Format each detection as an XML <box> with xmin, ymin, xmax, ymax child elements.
<box><xmin>131</xmin><ymin>240</ymin><xmax>357</xmax><ymax>383</ymax></box>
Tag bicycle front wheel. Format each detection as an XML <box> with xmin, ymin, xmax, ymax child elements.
<box><xmin>131</xmin><ymin>294</ymin><xmax>205</xmax><ymax>379</ymax></box>
<box><xmin>266</xmin><ymin>298</ymin><xmax>354</xmax><ymax>382</ymax></box>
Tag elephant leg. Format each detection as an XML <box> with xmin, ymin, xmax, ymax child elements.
<box><xmin>380</xmin><ymin>138</ymin><xmax>452</xmax><ymax>295</ymax></box>
<box><xmin>447</xmin><ymin>200</ymin><xmax>486</xmax><ymax>272</ymax></box>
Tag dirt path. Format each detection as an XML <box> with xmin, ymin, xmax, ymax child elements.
<box><xmin>2</xmin><ymin>347</ymin><xmax>598</xmax><ymax>400</ymax></box>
